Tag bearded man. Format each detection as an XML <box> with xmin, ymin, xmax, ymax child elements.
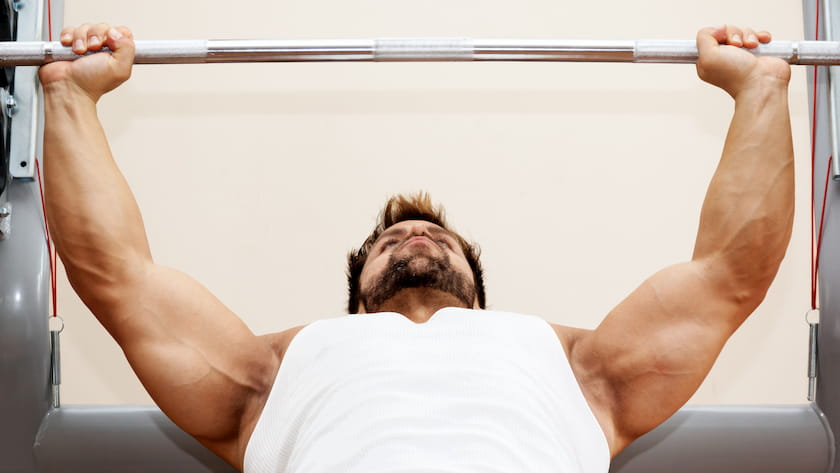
<box><xmin>41</xmin><ymin>23</ymin><xmax>793</xmax><ymax>473</ymax></box>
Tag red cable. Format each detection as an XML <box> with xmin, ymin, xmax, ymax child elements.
<box><xmin>45</xmin><ymin>0</ymin><xmax>56</xmax><ymax>314</ymax></box>
<box><xmin>810</xmin><ymin>2</ymin><xmax>821</xmax><ymax>310</ymax></box>
<box><xmin>47</xmin><ymin>0</ymin><xmax>52</xmax><ymax>41</ymax></box>
<box><xmin>34</xmin><ymin>158</ymin><xmax>57</xmax><ymax>317</ymax></box>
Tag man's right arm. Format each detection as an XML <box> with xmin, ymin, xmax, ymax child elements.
<box><xmin>41</xmin><ymin>24</ymin><xmax>279</xmax><ymax>469</ymax></box>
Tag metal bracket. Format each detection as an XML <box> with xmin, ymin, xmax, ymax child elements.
<box><xmin>809</xmin><ymin>319</ymin><xmax>820</xmax><ymax>401</ymax></box>
<box><xmin>49</xmin><ymin>316</ymin><xmax>63</xmax><ymax>408</ymax></box>
<box><xmin>8</xmin><ymin>0</ymin><xmax>43</xmax><ymax>180</ymax></box>
<box><xmin>0</xmin><ymin>201</ymin><xmax>10</xmax><ymax>240</ymax></box>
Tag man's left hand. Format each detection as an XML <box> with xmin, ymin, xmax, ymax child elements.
<box><xmin>695</xmin><ymin>25</ymin><xmax>791</xmax><ymax>99</ymax></box>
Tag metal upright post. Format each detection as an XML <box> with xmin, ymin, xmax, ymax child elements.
<box><xmin>0</xmin><ymin>0</ymin><xmax>60</xmax><ymax>471</ymax></box>
<box><xmin>805</xmin><ymin>0</ymin><xmax>840</xmax><ymax>472</ymax></box>
<box><xmin>0</xmin><ymin>179</ymin><xmax>50</xmax><ymax>473</ymax></box>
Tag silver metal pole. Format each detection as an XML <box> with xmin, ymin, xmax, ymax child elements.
<box><xmin>809</xmin><ymin>322</ymin><xmax>819</xmax><ymax>401</ymax></box>
<box><xmin>1</xmin><ymin>38</ymin><xmax>840</xmax><ymax>65</ymax></box>
<box><xmin>823</xmin><ymin>0</ymin><xmax>840</xmax><ymax>179</ymax></box>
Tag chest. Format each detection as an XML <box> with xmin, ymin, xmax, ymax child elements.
<box><xmin>245</xmin><ymin>309</ymin><xmax>610</xmax><ymax>473</ymax></box>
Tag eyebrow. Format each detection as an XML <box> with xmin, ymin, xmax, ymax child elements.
<box><xmin>427</xmin><ymin>227</ymin><xmax>455</xmax><ymax>239</ymax></box>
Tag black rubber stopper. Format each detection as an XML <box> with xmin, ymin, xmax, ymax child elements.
<box><xmin>0</xmin><ymin>113</ymin><xmax>7</xmax><ymax>200</ymax></box>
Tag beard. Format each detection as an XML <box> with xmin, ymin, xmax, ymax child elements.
<box><xmin>360</xmin><ymin>251</ymin><xmax>476</xmax><ymax>313</ymax></box>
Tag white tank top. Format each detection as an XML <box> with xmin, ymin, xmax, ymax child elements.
<box><xmin>244</xmin><ymin>308</ymin><xmax>609</xmax><ymax>473</ymax></box>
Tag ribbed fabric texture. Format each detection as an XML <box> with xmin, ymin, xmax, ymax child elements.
<box><xmin>244</xmin><ymin>308</ymin><xmax>610</xmax><ymax>473</ymax></box>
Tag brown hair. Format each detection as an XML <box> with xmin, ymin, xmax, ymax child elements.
<box><xmin>347</xmin><ymin>192</ymin><xmax>486</xmax><ymax>313</ymax></box>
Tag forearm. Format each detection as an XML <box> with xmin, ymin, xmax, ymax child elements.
<box><xmin>43</xmin><ymin>81</ymin><xmax>152</xmax><ymax>311</ymax></box>
<box><xmin>692</xmin><ymin>79</ymin><xmax>794</xmax><ymax>308</ymax></box>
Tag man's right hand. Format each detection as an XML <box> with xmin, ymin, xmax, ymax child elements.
<box><xmin>38</xmin><ymin>23</ymin><xmax>135</xmax><ymax>102</ymax></box>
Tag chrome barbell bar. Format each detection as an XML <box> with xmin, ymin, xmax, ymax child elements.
<box><xmin>1</xmin><ymin>38</ymin><xmax>840</xmax><ymax>65</ymax></box>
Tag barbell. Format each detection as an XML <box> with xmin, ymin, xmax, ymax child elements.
<box><xmin>0</xmin><ymin>38</ymin><xmax>839</xmax><ymax>65</ymax></box>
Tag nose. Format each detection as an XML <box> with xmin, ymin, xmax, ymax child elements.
<box><xmin>402</xmin><ymin>222</ymin><xmax>433</xmax><ymax>239</ymax></box>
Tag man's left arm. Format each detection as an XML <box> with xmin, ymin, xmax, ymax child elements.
<box><xmin>569</xmin><ymin>25</ymin><xmax>794</xmax><ymax>457</ymax></box>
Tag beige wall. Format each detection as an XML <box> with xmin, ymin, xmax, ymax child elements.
<box><xmin>59</xmin><ymin>0</ymin><xmax>812</xmax><ymax>406</ymax></box>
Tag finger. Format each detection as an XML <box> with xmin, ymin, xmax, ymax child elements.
<box><xmin>697</xmin><ymin>26</ymin><xmax>726</xmax><ymax>56</ymax></box>
<box><xmin>757</xmin><ymin>30</ymin><xmax>772</xmax><ymax>43</ymax></box>
<box><xmin>72</xmin><ymin>23</ymin><xmax>91</xmax><ymax>54</ymax></box>
<box><xmin>104</xmin><ymin>27</ymin><xmax>135</xmax><ymax>76</ymax></box>
<box><xmin>742</xmin><ymin>27</ymin><xmax>759</xmax><ymax>48</ymax></box>
<box><xmin>724</xmin><ymin>25</ymin><xmax>744</xmax><ymax>47</ymax></box>
<box><xmin>116</xmin><ymin>26</ymin><xmax>134</xmax><ymax>41</ymax></box>
<box><xmin>59</xmin><ymin>27</ymin><xmax>74</xmax><ymax>46</ymax></box>
<box><xmin>86</xmin><ymin>23</ymin><xmax>111</xmax><ymax>50</ymax></box>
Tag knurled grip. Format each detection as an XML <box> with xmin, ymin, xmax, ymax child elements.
<box><xmin>374</xmin><ymin>38</ymin><xmax>474</xmax><ymax>61</ymax></box>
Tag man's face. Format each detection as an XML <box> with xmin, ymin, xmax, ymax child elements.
<box><xmin>358</xmin><ymin>220</ymin><xmax>477</xmax><ymax>313</ymax></box>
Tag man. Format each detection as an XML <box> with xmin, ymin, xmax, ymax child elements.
<box><xmin>40</xmin><ymin>23</ymin><xmax>793</xmax><ymax>472</ymax></box>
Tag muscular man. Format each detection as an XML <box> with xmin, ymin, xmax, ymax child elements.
<box><xmin>40</xmin><ymin>23</ymin><xmax>793</xmax><ymax>472</ymax></box>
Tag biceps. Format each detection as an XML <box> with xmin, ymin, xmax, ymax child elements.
<box><xmin>125</xmin><ymin>338</ymin><xmax>256</xmax><ymax>440</ymax></box>
<box><xmin>104</xmin><ymin>264</ymin><xmax>277</xmax><ymax>440</ymax></box>
<box><xmin>581</xmin><ymin>262</ymin><xmax>741</xmax><ymax>439</ymax></box>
